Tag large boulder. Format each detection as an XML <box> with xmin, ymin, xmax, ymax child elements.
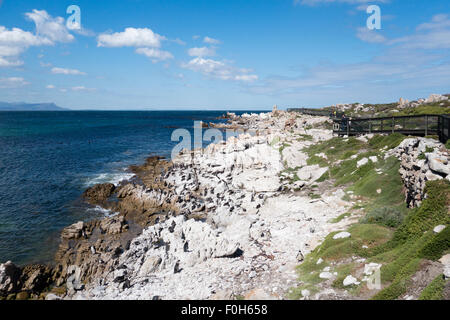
<box><xmin>61</xmin><ymin>221</ymin><xmax>86</xmax><ymax>240</ymax></box>
<box><xmin>427</xmin><ymin>153</ymin><xmax>450</xmax><ymax>176</ymax></box>
<box><xmin>296</xmin><ymin>165</ymin><xmax>328</xmax><ymax>183</ymax></box>
<box><xmin>0</xmin><ymin>261</ymin><xmax>21</xmax><ymax>296</ymax></box>
<box><xmin>20</xmin><ymin>264</ymin><xmax>53</xmax><ymax>293</ymax></box>
<box><xmin>83</xmin><ymin>183</ymin><xmax>116</xmax><ymax>204</ymax></box>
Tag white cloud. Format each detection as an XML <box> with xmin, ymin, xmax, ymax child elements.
<box><xmin>0</xmin><ymin>56</ymin><xmax>22</xmax><ymax>67</ymax></box>
<box><xmin>51</xmin><ymin>67</ymin><xmax>86</xmax><ymax>75</ymax></box>
<box><xmin>135</xmin><ymin>48</ymin><xmax>174</xmax><ymax>62</ymax></box>
<box><xmin>0</xmin><ymin>26</ymin><xmax>50</xmax><ymax>66</ymax></box>
<box><xmin>182</xmin><ymin>57</ymin><xmax>258</xmax><ymax>82</ymax></box>
<box><xmin>356</xmin><ymin>27</ymin><xmax>386</xmax><ymax>43</ymax></box>
<box><xmin>25</xmin><ymin>9</ymin><xmax>74</xmax><ymax>43</ymax></box>
<box><xmin>71</xmin><ymin>86</ymin><xmax>96</xmax><ymax>92</ymax></box>
<box><xmin>203</xmin><ymin>36</ymin><xmax>221</xmax><ymax>45</ymax></box>
<box><xmin>0</xmin><ymin>77</ymin><xmax>29</xmax><ymax>88</ymax></box>
<box><xmin>98</xmin><ymin>27</ymin><xmax>172</xmax><ymax>64</ymax></box>
<box><xmin>416</xmin><ymin>14</ymin><xmax>450</xmax><ymax>31</ymax></box>
<box><xmin>188</xmin><ymin>46</ymin><xmax>216</xmax><ymax>57</ymax></box>
<box><xmin>0</xmin><ymin>10</ymin><xmax>73</xmax><ymax>68</ymax></box>
<box><xmin>0</xmin><ymin>26</ymin><xmax>51</xmax><ymax>47</ymax></box>
<box><xmin>171</xmin><ymin>38</ymin><xmax>186</xmax><ymax>45</ymax></box>
<box><xmin>97</xmin><ymin>28</ymin><xmax>165</xmax><ymax>48</ymax></box>
<box><xmin>246</xmin><ymin>14</ymin><xmax>450</xmax><ymax>104</ymax></box>
<box><xmin>388</xmin><ymin>14</ymin><xmax>450</xmax><ymax>49</ymax></box>
<box><xmin>46</xmin><ymin>84</ymin><xmax>55</xmax><ymax>89</ymax></box>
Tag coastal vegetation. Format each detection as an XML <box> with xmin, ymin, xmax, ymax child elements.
<box><xmin>290</xmin><ymin>133</ymin><xmax>449</xmax><ymax>300</ymax></box>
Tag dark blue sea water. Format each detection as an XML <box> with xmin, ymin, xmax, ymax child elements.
<box><xmin>0</xmin><ymin>111</ymin><xmax>250</xmax><ymax>266</ymax></box>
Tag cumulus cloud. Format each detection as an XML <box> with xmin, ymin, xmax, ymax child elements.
<box><xmin>97</xmin><ymin>27</ymin><xmax>173</xmax><ymax>64</ymax></box>
<box><xmin>0</xmin><ymin>26</ymin><xmax>51</xmax><ymax>66</ymax></box>
<box><xmin>0</xmin><ymin>77</ymin><xmax>29</xmax><ymax>88</ymax></box>
<box><xmin>182</xmin><ymin>57</ymin><xmax>258</xmax><ymax>82</ymax></box>
<box><xmin>203</xmin><ymin>36</ymin><xmax>221</xmax><ymax>45</ymax></box>
<box><xmin>25</xmin><ymin>9</ymin><xmax>74</xmax><ymax>43</ymax></box>
<box><xmin>51</xmin><ymin>67</ymin><xmax>86</xmax><ymax>75</ymax></box>
<box><xmin>97</xmin><ymin>28</ymin><xmax>165</xmax><ymax>48</ymax></box>
<box><xmin>0</xmin><ymin>10</ymin><xmax>74</xmax><ymax>67</ymax></box>
<box><xmin>135</xmin><ymin>48</ymin><xmax>174</xmax><ymax>62</ymax></box>
<box><xmin>187</xmin><ymin>46</ymin><xmax>216</xmax><ymax>57</ymax></box>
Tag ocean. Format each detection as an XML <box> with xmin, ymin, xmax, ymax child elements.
<box><xmin>0</xmin><ymin>110</ymin><xmax>252</xmax><ymax>266</ymax></box>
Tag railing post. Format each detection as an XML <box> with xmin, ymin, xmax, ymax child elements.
<box><xmin>369</xmin><ymin>122</ymin><xmax>372</xmax><ymax>134</ymax></box>
<box><xmin>381</xmin><ymin>119</ymin><xmax>383</xmax><ymax>132</ymax></box>
<box><xmin>392</xmin><ymin>116</ymin><xmax>395</xmax><ymax>133</ymax></box>
<box><xmin>438</xmin><ymin>116</ymin><xmax>442</xmax><ymax>141</ymax></box>
<box><xmin>425</xmin><ymin>115</ymin><xmax>428</xmax><ymax>136</ymax></box>
<box><xmin>347</xmin><ymin>119</ymin><xmax>350</xmax><ymax>136</ymax></box>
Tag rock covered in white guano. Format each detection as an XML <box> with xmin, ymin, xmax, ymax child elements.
<box><xmin>386</xmin><ymin>137</ymin><xmax>449</xmax><ymax>207</ymax></box>
<box><xmin>67</xmin><ymin>110</ymin><xmax>354</xmax><ymax>300</ymax></box>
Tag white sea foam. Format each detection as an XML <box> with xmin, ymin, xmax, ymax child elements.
<box><xmin>87</xmin><ymin>205</ymin><xmax>119</xmax><ymax>218</ymax></box>
<box><xmin>84</xmin><ymin>171</ymin><xmax>135</xmax><ymax>187</ymax></box>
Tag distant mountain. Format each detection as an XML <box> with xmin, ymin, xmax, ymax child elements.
<box><xmin>0</xmin><ymin>102</ymin><xmax>68</xmax><ymax>111</ymax></box>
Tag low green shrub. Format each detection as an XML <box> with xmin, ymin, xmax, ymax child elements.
<box><xmin>360</xmin><ymin>206</ymin><xmax>405</xmax><ymax>228</ymax></box>
<box><xmin>419</xmin><ymin>226</ymin><xmax>450</xmax><ymax>260</ymax></box>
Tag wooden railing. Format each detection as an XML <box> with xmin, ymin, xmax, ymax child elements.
<box><xmin>333</xmin><ymin>114</ymin><xmax>450</xmax><ymax>144</ymax></box>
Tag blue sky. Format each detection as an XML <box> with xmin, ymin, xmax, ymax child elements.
<box><xmin>0</xmin><ymin>0</ymin><xmax>449</xmax><ymax>110</ymax></box>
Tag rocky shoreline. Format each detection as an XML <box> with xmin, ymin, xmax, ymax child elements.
<box><xmin>1</xmin><ymin>108</ymin><xmax>448</xmax><ymax>300</ymax></box>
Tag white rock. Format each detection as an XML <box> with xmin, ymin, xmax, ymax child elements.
<box><xmin>343</xmin><ymin>275</ymin><xmax>358</xmax><ymax>287</ymax></box>
<box><xmin>333</xmin><ymin>231</ymin><xmax>351</xmax><ymax>240</ymax></box>
<box><xmin>444</xmin><ymin>265</ymin><xmax>450</xmax><ymax>279</ymax></box>
<box><xmin>364</xmin><ymin>263</ymin><xmax>381</xmax><ymax>276</ymax></box>
<box><xmin>45</xmin><ymin>293</ymin><xmax>63</xmax><ymax>300</ymax></box>
<box><xmin>433</xmin><ymin>225</ymin><xmax>446</xmax><ymax>233</ymax></box>
<box><xmin>319</xmin><ymin>272</ymin><xmax>333</xmax><ymax>279</ymax></box>
<box><xmin>301</xmin><ymin>289</ymin><xmax>310</xmax><ymax>297</ymax></box>
<box><xmin>427</xmin><ymin>153</ymin><xmax>450</xmax><ymax>176</ymax></box>
<box><xmin>369</xmin><ymin>156</ymin><xmax>378</xmax><ymax>163</ymax></box>
<box><xmin>316</xmin><ymin>258</ymin><xmax>324</xmax><ymax>265</ymax></box>
<box><xmin>357</xmin><ymin>158</ymin><xmax>369</xmax><ymax>168</ymax></box>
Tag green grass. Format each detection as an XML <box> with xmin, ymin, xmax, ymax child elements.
<box><xmin>370</xmin><ymin>180</ymin><xmax>450</xmax><ymax>300</ymax></box>
<box><xmin>332</xmin><ymin>263</ymin><xmax>358</xmax><ymax>289</ymax></box>
<box><xmin>360</xmin><ymin>206</ymin><xmax>405</xmax><ymax>228</ymax></box>
<box><xmin>331</xmin><ymin>212</ymin><xmax>352</xmax><ymax>223</ymax></box>
<box><xmin>303</xmin><ymin>136</ymin><xmax>365</xmax><ymax>165</ymax></box>
<box><xmin>292</xmin><ymin>134</ymin><xmax>450</xmax><ymax>300</ymax></box>
<box><xmin>396</xmin><ymin>103</ymin><xmax>450</xmax><ymax>116</ymax></box>
<box><xmin>279</xmin><ymin>142</ymin><xmax>292</xmax><ymax>154</ymax></box>
<box><xmin>368</xmin><ymin>133</ymin><xmax>407</xmax><ymax>150</ymax></box>
<box><xmin>296</xmin><ymin>134</ymin><xmax>313</xmax><ymax>141</ymax></box>
<box><xmin>419</xmin><ymin>275</ymin><xmax>447</xmax><ymax>300</ymax></box>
